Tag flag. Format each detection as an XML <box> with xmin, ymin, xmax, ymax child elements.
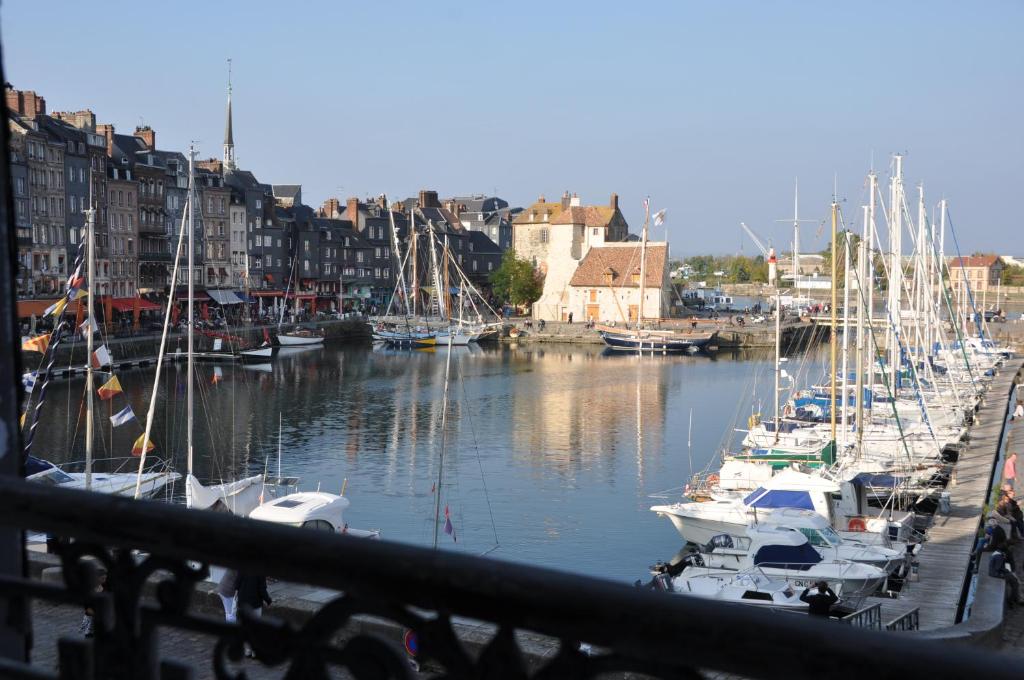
<box><xmin>109</xmin><ymin>405</ymin><xmax>136</xmax><ymax>427</ymax></box>
<box><xmin>97</xmin><ymin>375</ymin><xmax>123</xmax><ymax>400</ymax></box>
<box><xmin>652</xmin><ymin>209</ymin><xmax>666</xmax><ymax>227</ymax></box>
<box><xmin>22</xmin><ymin>371</ymin><xmax>37</xmax><ymax>393</ymax></box>
<box><xmin>443</xmin><ymin>505</ymin><xmax>456</xmax><ymax>543</ymax></box>
<box><xmin>211</xmin><ymin>366</ymin><xmax>223</xmax><ymax>385</ymax></box>
<box><xmin>20</xmin><ymin>412</ymin><xmax>26</xmax><ymax>428</ymax></box>
<box><xmin>91</xmin><ymin>345</ymin><xmax>112</xmax><ymax>369</ymax></box>
<box><xmin>642</xmin><ymin>197</ymin><xmax>649</xmax><ymax>213</ymax></box>
<box><xmin>78</xmin><ymin>316</ymin><xmax>99</xmax><ymax>339</ymax></box>
<box><xmin>44</xmin><ymin>298</ymin><xmax>67</xmax><ymax>317</ymax></box>
<box><xmin>132</xmin><ymin>433</ymin><xmax>155</xmax><ymax>456</ymax></box>
<box><xmin>69</xmin><ymin>286</ymin><xmax>88</xmax><ymax>300</ymax></box>
<box><xmin>21</xmin><ymin>333</ymin><xmax>51</xmax><ymax>354</ymax></box>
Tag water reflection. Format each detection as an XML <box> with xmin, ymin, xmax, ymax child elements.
<box><xmin>33</xmin><ymin>343</ymin><xmax>780</xmax><ymax>582</ymax></box>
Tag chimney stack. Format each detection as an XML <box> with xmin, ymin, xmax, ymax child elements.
<box><xmin>610</xmin><ymin>192</ymin><xmax>619</xmax><ymax>211</ymax></box>
<box><xmin>561</xmin><ymin>190</ymin><xmax>571</xmax><ymax>210</ymax></box>
<box><xmin>346</xmin><ymin>197</ymin><xmax>360</xmax><ymax>229</ymax></box>
<box><xmin>418</xmin><ymin>189</ymin><xmax>440</xmax><ymax>209</ymax></box>
<box><xmin>569</xmin><ymin>192</ymin><xmax>581</xmax><ymax>208</ymax></box>
<box><xmin>53</xmin><ymin>110</ymin><xmax>96</xmax><ymax>132</ymax></box>
<box><xmin>96</xmin><ymin>124</ymin><xmax>116</xmax><ymax>156</ymax></box>
<box><xmin>537</xmin><ymin>194</ymin><xmax>546</xmax><ymax>203</ymax></box>
<box><xmin>134</xmin><ymin>125</ymin><xmax>156</xmax><ymax>150</ymax></box>
<box><xmin>5</xmin><ymin>87</ymin><xmax>46</xmax><ymax>118</ymax></box>
<box><xmin>322</xmin><ymin>197</ymin><xmax>341</xmax><ymax>218</ymax></box>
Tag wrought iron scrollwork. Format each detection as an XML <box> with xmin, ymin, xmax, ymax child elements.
<box><xmin>0</xmin><ymin>477</ymin><xmax>1018</xmax><ymax>680</ymax></box>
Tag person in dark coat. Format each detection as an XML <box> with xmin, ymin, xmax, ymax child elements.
<box><xmin>799</xmin><ymin>581</ymin><xmax>838</xmax><ymax>617</ymax></box>
<box><xmin>235</xmin><ymin>572</ymin><xmax>272</xmax><ymax>614</ymax></box>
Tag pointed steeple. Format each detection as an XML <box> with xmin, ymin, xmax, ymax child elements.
<box><xmin>223</xmin><ymin>58</ymin><xmax>236</xmax><ymax>172</ymax></box>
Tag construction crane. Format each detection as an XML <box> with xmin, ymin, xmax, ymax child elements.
<box><xmin>740</xmin><ymin>222</ymin><xmax>777</xmax><ymax>286</ymax></box>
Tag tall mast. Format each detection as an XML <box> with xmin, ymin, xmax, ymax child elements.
<box><xmin>888</xmin><ymin>155</ymin><xmax>904</xmax><ymax>388</ymax></box>
<box><xmin>84</xmin><ymin>205</ymin><xmax>96</xmax><ymax>490</ymax></box>
<box><xmin>793</xmin><ymin>179</ymin><xmax>800</xmax><ymax>285</ymax></box>
<box><xmin>433</xmin><ymin>332</ymin><xmax>455</xmax><ymax>549</ymax></box>
<box><xmin>411</xmin><ymin>211</ymin><xmax>418</xmax><ymax>318</ymax></box>
<box><xmin>186</xmin><ymin>146</ymin><xmax>195</xmax><ymax>504</ymax></box>
<box><xmin>829</xmin><ymin>199</ymin><xmax>838</xmax><ymax>445</ymax></box>
<box><xmin>840</xmin><ymin>230</ymin><xmax>851</xmax><ymax>446</ymax></box>
<box><xmin>773</xmin><ymin>286</ymin><xmax>782</xmax><ymax>432</ymax></box>
<box><xmin>855</xmin><ymin>209</ymin><xmax>867</xmax><ymax>455</ymax></box>
<box><xmin>917</xmin><ymin>185</ymin><xmax>928</xmax><ymax>361</ymax></box>
<box><xmin>865</xmin><ymin>172</ymin><xmax>877</xmax><ymax>411</ymax></box>
<box><xmin>638</xmin><ymin>198</ymin><xmax>649</xmax><ymax>326</ymax></box>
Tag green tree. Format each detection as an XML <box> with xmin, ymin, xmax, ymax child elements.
<box><xmin>820</xmin><ymin>230</ymin><xmax>863</xmax><ymax>288</ymax></box>
<box><xmin>490</xmin><ymin>250</ymin><xmax>543</xmax><ymax>310</ymax></box>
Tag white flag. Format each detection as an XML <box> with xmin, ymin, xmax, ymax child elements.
<box><xmin>78</xmin><ymin>317</ymin><xmax>99</xmax><ymax>339</ymax></box>
<box><xmin>652</xmin><ymin>209</ymin><xmax>667</xmax><ymax>227</ymax></box>
<box><xmin>91</xmin><ymin>345</ymin><xmax>112</xmax><ymax>369</ymax></box>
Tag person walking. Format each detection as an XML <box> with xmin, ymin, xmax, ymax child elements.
<box><xmin>799</xmin><ymin>581</ymin><xmax>838</xmax><ymax>617</ymax></box>
<box><xmin>1005</xmin><ymin>452</ymin><xmax>1018</xmax><ymax>486</ymax></box>
<box><xmin>235</xmin><ymin>571</ymin><xmax>272</xmax><ymax>658</ymax></box>
<box><xmin>217</xmin><ymin>568</ymin><xmax>239</xmax><ymax>623</ymax></box>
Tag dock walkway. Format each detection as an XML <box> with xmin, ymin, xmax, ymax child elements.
<box><xmin>872</xmin><ymin>358</ymin><xmax>1023</xmax><ymax>630</ymax></box>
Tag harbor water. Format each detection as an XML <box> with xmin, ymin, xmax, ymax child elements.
<box><xmin>31</xmin><ymin>343</ymin><xmax>814</xmax><ymax>583</ymax></box>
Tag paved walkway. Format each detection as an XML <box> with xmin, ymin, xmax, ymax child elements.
<box><xmin>30</xmin><ymin>601</ymin><xmax>303</xmax><ymax>679</ymax></box>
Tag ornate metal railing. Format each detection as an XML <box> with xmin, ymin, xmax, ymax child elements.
<box><xmin>0</xmin><ymin>477</ymin><xmax>1015</xmax><ymax>680</ymax></box>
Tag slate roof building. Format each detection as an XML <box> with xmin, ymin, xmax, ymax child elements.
<box><xmin>444</xmin><ymin>194</ymin><xmax>517</xmax><ymax>250</ymax></box>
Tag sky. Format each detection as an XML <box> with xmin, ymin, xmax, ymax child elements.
<box><xmin>3</xmin><ymin>1</ymin><xmax>1021</xmax><ymax>256</ymax></box>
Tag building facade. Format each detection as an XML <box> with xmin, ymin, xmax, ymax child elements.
<box><xmin>567</xmin><ymin>243</ymin><xmax>669</xmax><ymax>323</ymax></box>
<box><xmin>948</xmin><ymin>255</ymin><xmax>1003</xmax><ymax>294</ymax></box>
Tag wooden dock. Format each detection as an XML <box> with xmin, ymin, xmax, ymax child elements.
<box><xmin>871</xmin><ymin>358</ymin><xmax>1023</xmax><ymax>630</ymax></box>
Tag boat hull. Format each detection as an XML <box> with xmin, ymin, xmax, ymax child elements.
<box><xmin>599</xmin><ymin>330</ymin><xmax>716</xmax><ymax>353</ymax></box>
<box><xmin>276</xmin><ymin>333</ymin><xmax>324</xmax><ymax>347</ymax></box>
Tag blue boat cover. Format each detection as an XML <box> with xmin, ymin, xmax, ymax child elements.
<box><xmin>850</xmin><ymin>472</ymin><xmax>904</xmax><ymax>488</ymax></box>
<box><xmin>753</xmin><ymin>542</ymin><xmax>822</xmax><ymax>570</ymax></box>
<box><xmin>24</xmin><ymin>455</ymin><xmax>55</xmax><ymax>477</ymax></box>
<box><xmin>743</xmin><ymin>488</ymin><xmax>815</xmax><ymax>510</ymax></box>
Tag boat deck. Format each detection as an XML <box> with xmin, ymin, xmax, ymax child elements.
<box><xmin>868</xmin><ymin>358</ymin><xmax>1023</xmax><ymax>630</ymax></box>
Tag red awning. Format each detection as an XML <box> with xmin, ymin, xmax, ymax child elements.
<box><xmin>284</xmin><ymin>292</ymin><xmax>316</xmax><ymax>300</ymax></box>
<box><xmin>173</xmin><ymin>291</ymin><xmax>211</xmax><ymax>302</ymax></box>
<box><xmin>250</xmin><ymin>290</ymin><xmax>283</xmax><ymax>297</ymax></box>
<box><xmin>105</xmin><ymin>297</ymin><xmax>161</xmax><ymax>313</ymax></box>
<box><xmin>16</xmin><ymin>299</ymin><xmax>60</xmax><ymax>317</ymax></box>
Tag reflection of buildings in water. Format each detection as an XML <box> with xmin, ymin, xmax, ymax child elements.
<box><xmin>508</xmin><ymin>349</ymin><xmax>669</xmax><ymax>475</ymax></box>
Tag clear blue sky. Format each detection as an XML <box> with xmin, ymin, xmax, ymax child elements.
<box><xmin>3</xmin><ymin>1</ymin><xmax>1021</xmax><ymax>256</ymax></box>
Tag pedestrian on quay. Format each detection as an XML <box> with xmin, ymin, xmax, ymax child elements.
<box><xmin>989</xmin><ymin>546</ymin><xmax>1024</xmax><ymax>606</ymax></box>
<box><xmin>235</xmin><ymin>571</ymin><xmax>272</xmax><ymax>658</ymax></box>
<box><xmin>568</xmin><ymin>311</ymin><xmax>574</xmax><ymax>324</ymax></box>
<box><xmin>799</xmin><ymin>580</ymin><xmax>838</xmax><ymax>617</ymax></box>
<box><xmin>1005</xmin><ymin>452</ymin><xmax>1018</xmax><ymax>486</ymax></box>
<box><xmin>217</xmin><ymin>568</ymin><xmax>239</xmax><ymax>623</ymax></box>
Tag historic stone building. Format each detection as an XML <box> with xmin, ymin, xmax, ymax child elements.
<box><xmin>567</xmin><ymin>243</ymin><xmax>669</xmax><ymax>323</ymax></box>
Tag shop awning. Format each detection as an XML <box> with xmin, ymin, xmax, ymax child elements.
<box><xmin>16</xmin><ymin>299</ymin><xmax>61</xmax><ymax>317</ymax></box>
<box><xmin>173</xmin><ymin>289</ymin><xmax>211</xmax><ymax>302</ymax></box>
<box><xmin>207</xmin><ymin>289</ymin><xmax>244</xmax><ymax>305</ymax></box>
<box><xmin>284</xmin><ymin>292</ymin><xmax>316</xmax><ymax>300</ymax></box>
<box><xmin>250</xmin><ymin>290</ymin><xmax>283</xmax><ymax>298</ymax></box>
<box><xmin>106</xmin><ymin>297</ymin><xmax>161</xmax><ymax>313</ymax></box>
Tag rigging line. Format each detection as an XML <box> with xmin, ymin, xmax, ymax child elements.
<box><xmin>457</xmin><ymin>354</ymin><xmax>500</xmax><ymax>551</ymax></box>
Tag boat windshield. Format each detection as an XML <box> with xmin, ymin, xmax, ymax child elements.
<box><xmin>798</xmin><ymin>527</ymin><xmax>839</xmax><ymax>547</ymax></box>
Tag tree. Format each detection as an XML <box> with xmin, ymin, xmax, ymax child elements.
<box><xmin>489</xmin><ymin>250</ymin><xmax>543</xmax><ymax>310</ymax></box>
<box><xmin>820</xmin><ymin>230</ymin><xmax>863</xmax><ymax>288</ymax></box>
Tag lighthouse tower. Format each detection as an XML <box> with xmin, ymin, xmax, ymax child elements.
<box><xmin>768</xmin><ymin>246</ymin><xmax>777</xmax><ymax>286</ymax></box>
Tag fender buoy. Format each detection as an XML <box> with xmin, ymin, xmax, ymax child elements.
<box><xmin>848</xmin><ymin>517</ymin><xmax>868</xmax><ymax>532</ymax></box>
<box><xmin>706</xmin><ymin>473</ymin><xmax>720</xmax><ymax>487</ymax></box>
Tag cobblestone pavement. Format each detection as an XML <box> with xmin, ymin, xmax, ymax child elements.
<box><xmin>29</xmin><ymin>601</ymin><xmax>300</xmax><ymax>679</ymax></box>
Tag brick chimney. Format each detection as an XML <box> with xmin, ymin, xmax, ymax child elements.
<box><xmin>53</xmin><ymin>110</ymin><xmax>96</xmax><ymax>132</ymax></box>
<box><xmin>96</xmin><ymin>123</ymin><xmax>115</xmax><ymax>156</ymax></box>
<box><xmin>537</xmin><ymin>194</ymin><xmax>546</xmax><ymax>203</ymax></box>
<box><xmin>321</xmin><ymin>197</ymin><xmax>341</xmax><ymax>218</ymax></box>
<box><xmin>346</xmin><ymin>197</ymin><xmax>360</xmax><ymax>228</ymax></box>
<box><xmin>134</xmin><ymin>125</ymin><xmax>156</xmax><ymax>150</ymax></box>
<box><xmin>561</xmin><ymin>190</ymin><xmax>571</xmax><ymax>210</ymax></box>
<box><xmin>610</xmin><ymin>192</ymin><xmax>619</xmax><ymax>211</ymax></box>
<box><xmin>418</xmin><ymin>189</ymin><xmax>440</xmax><ymax>209</ymax></box>
<box><xmin>5</xmin><ymin>87</ymin><xmax>46</xmax><ymax>117</ymax></box>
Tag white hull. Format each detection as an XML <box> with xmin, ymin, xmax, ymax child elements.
<box><xmin>277</xmin><ymin>333</ymin><xmax>324</xmax><ymax>346</ymax></box>
<box><xmin>61</xmin><ymin>471</ymin><xmax>180</xmax><ymax>498</ymax></box>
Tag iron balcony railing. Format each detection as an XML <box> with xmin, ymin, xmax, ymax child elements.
<box><xmin>0</xmin><ymin>476</ymin><xmax>1014</xmax><ymax>680</ymax></box>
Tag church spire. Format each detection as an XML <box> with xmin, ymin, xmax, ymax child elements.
<box><xmin>223</xmin><ymin>58</ymin><xmax>235</xmax><ymax>171</ymax></box>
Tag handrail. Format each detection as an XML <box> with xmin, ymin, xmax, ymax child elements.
<box><xmin>887</xmin><ymin>607</ymin><xmax>921</xmax><ymax>632</ymax></box>
<box><xmin>841</xmin><ymin>601</ymin><xmax>882</xmax><ymax>630</ymax></box>
<box><xmin>0</xmin><ymin>476</ymin><xmax>1017</xmax><ymax>679</ymax></box>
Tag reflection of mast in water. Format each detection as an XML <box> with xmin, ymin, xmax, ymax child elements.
<box><xmin>635</xmin><ymin>357</ymin><xmax>643</xmax><ymax>488</ymax></box>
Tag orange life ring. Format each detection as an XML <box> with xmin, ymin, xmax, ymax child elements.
<box><xmin>706</xmin><ymin>473</ymin><xmax>720</xmax><ymax>487</ymax></box>
<box><xmin>848</xmin><ymin>517</ymin><xmax>867</xmax><ymax>532</ymax></box>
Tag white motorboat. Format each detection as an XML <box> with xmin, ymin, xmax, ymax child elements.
<box><xmin>664</xmin><ymin>567</ymin><xmax>834</xmax><ymax>612</ymax></box>
<box><xmin>689</xmin><ymin>526</ymin><xmax>889</xmax><ymax>599</ymax></box>
<box><xmin>249</xmin><ymin>491</ymin><xmax>380</xmax><ymax>538</ymax></box>
<box><xmin>27</xmin><ymin>455</ymin><xmax>179</xmax><ymax>498</ymax></box>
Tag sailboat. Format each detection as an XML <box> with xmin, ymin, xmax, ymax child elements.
<box><xmin>134</xmin><ymin>147</ymin><xmax>263</xmax><ymax>512</ymax></box>
<box><xmin>22</xmin><ymin>192</ymin><xmax>178</xmax><ymax>498</ymax></box>
<box><xmin>373</xmin><ymin>200</ymin><xmax>436</xmax><ymax>348</ymax></box>
<box><xmin>275</xmin><ymin>244</ymin><xmax>325</xmax><ymax>347</ymax></box>
<box><xmin>597</xmin><ymin>199</ymin><xmax>717</xmax><ymax>353</ymax></box>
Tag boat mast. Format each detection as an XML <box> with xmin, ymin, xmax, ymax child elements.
<box><xmin>186</xmin><ymin>147</ymin><xmax>196</xmax><ymax>506</ymax></box>
<box><xmin>84</xmin><ymin>204</ymin><xmax>96</xmax><ymax>491</ymax></box>
<box><xmin>840</xmin><ymin>230</ymin><xmax>851</xmax><ymax>446</ymax></box>
<box><xmin>855</xmin><ymin>208</ymin><xmax>867</xmax><ymax>456</ymax></box>
<box><xmin>829</xmin><ymin>198</ymin><xmax>838</xmax><ymax>445</ymax></box>
<box><xmin>637</xmin><ymin>198</ymin><xmax>649</xmax><ymax>328</ymax></box>
<box><xmin>792</xmin><ymin>180</ymin><xmax>801</xmax><ymax>291</ymax></box>
<box><xmin>432</xmin><ymin>331</ymin><xmax>455</xmax><ymax>549</ymax></box>
<box><xmin>865</xmin><ymin>172</ymin><xmax>877</xmax><ymax>413</ymax></box>
<box><xmin>411</xmin><ymin>210</ymin><xmax>419</xmax><ymax>318</ymax></box>
<box><xmin>888</xmin><ymin>155</ymin><xmax>904</xmax><ymax>392</ymax></box>
<box><xmin>773</xmin><ymin>285</ymin><xmax>782</xmax><ymax>435</ymax></box>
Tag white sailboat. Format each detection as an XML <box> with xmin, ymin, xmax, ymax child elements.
<box><xmin>276</xmin><ymin>241</ymin><xmax>325</xmax><ymax>346</ymax></box>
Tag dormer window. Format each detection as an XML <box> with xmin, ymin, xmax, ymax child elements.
<box><xmin>603</xmin><ymin>268</ymin><xmax>615</xmax><ymax>286</ymax></box>
<box><xmin>631</xmin><ymin>268</ymin><xmax>641</xmax><ymax>285</ymax></box>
